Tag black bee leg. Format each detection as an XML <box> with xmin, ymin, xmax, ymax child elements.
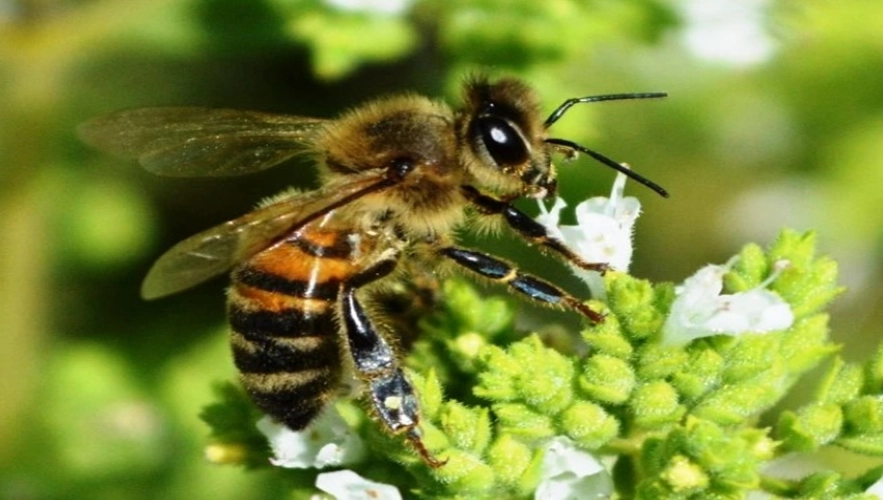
<box><xmin>462</xmin><ymin>185</ymin><xmax>609</xmax><ymax>274</ymax></box>
<box><xmin>341</xmin><ymin>268</ymin><xmax>444</xmax><ymax>467</ymax></box>
<box><xmin>440</xmin><ymin>247</ymin><xmax>604</xmax><ymax>323</ymax></box>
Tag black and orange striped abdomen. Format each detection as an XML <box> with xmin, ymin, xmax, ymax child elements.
<box><xmin>227</xmin><ymin>224</ymin><xmax>367</xmax><ymax>430</ymax></box>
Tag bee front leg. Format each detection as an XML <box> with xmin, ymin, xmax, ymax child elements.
<box><xmin>462</xmin><ymin>186</ymin><xmax>609</xmax><ymax>274</ymax></box>
<box><xmin>440</xmin><ymin>246</ymin><xmax>604</xmax><ymax>323</ymax></box>
<box><xmin>340</xmin><ymin>284</ymin><xmax>443</xmax><ymax>467</ymax></box>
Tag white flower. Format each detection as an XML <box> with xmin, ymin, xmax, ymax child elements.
<box><xmin>662</xmin><ymin>258</ymin><xmax>794</xmax><ymax>346</ymax></box>
<box><xmin>324</xmin><ymin>0</ymin><xmax>412</xmax><ymax>15</ymax></box>
<box><xmin>537</xmin><ymin>171</ymin><xmax>640</xmax><ymax>298</ymax></box>
<box><xmin>315</xmin><ymin>470</ymin><xmax>402</xmax><ymax>500</ymax></box>
<box><xmin>535</xmin><ymin>437</ymin><xmax>613</xmax><ymax>500</ymax></box>
<box><xmin>256</xmin><ymin>405</ymin><xmax>366</xmax><ymax>469</ymax></box>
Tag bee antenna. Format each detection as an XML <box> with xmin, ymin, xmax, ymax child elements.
<box><xmin>543</xmin><ymin>92</ymin><xmax>667</xmax><ymax>129</ymax></box>
<box><xmin>545</xmin><ymin>137</ymin><xmax>669</xmax><ymax>198</ymax></box>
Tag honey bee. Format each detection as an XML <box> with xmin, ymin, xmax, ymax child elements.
<box><xmin>79</xmin><ymin>76</ymin><xmax>666</xmax><ymax>467</ymax></box>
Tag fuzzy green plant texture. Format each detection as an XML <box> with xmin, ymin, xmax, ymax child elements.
<box><xmin>201</xmin><ymin>229</ymin><xmax>883</xmax><ymax>499</ymax></box>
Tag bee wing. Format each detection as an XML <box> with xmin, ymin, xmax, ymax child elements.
<box><xmin>141</xmin><ymin>173</ymin><xmax>390</xmax><ymax>299</ymax></box>
<box><xmin>78</xmin><ymin>107</ymin><xmax>326</xmax><ymax>177</ymax></box>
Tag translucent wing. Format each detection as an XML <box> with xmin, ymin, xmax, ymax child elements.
<box><xmin>78</xmin><ymin>107</ymin><xmax>326</xmax><ymax>177</ymax></box>
<box><xmin>141</xmin><ymin>173</ymin><xmax>391</xmax><ymax>299</ymax></box>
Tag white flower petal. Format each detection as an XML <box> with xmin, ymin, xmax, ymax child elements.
<box><xmin>316</xmin><ymin>470</ymin><xmax>402</xmax><ymax>500</ymax></box>
<box><xmin>535</xmin><ymin>437</ymin><xmax>612</xmax><ymax>500</ymax></box>
<box><xmin>662</xmin><ymin>259</ymin><xmax>795</xmax><ymax>346</ymax></box>
<box><xmin>535</xmin><ymin>172</ymin><xmax>641</xmax><ymax>298</ymax></box>
<box><xmin>256</xmin><ymin>406</ymin><xmax>366</xmax><ymax>469</ymax></box>
<box><xmin>536</xmin><ymin>197</ymin><xmax>568</xmax><ymax>241</ymax></box>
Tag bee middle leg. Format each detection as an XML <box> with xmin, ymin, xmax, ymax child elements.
<box><xmin>341</xmin><ymin>261</ymin><xmax>443</xmax><ymax>467</ymax></box>
<box><xmin>440</xmin><ymin>247</ymin><xmax>604</xmax><ymax>323</ymax></box>
<box><xmin>462</xmin><ymin>185</ymin><xmax>609</xmax><ymax>274</ymax></box>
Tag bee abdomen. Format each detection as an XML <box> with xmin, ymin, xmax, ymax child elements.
<box><xmin>241</xmin><ymin>370</ymin><xmax>337</xmax><ymax>429</ymax></box>
<box><xmin>228</xmin><ymin>301</ymin><xmax>342</xmax><ymax>430</ymax></box>
<box><xmin>226</xmin><ymin>230</ymin><xmax>364</xmax><ymax>430</ymax></box>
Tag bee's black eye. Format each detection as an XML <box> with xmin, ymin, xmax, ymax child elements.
<box><xmin>474</xmin><ymin>115</ymin><xmax>529</xmax><ymax>167</ymax></box>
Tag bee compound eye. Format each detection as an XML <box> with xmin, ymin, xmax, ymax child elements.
<box><xmin>474</xmin><ymin>115</ymin><xmax>529</xmax><ymax>168</ymax></box>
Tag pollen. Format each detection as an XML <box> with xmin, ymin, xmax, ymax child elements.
<box><xmin>384</xmin><ymin>396</ymin><xmax>403</xmax><ymax>411</ymax></box>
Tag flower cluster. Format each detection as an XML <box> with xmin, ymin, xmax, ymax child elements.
<box><xmin>198</xmin><ymin>171</ymin><xmax>876</xmax><ymax>499</ymax></box>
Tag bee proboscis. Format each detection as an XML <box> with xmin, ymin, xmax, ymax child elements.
<box><xmin>80</xmin><ymin>76</ymin><xmax>666</xmax><ymax>466</ymax></box>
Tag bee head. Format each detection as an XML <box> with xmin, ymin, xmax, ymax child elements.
<box><xmin>459</xmin><ymin>76</ymin><xmax>669</xmax><ymax>201</ymax></box>
<box><xmin>460</xmin><ymin>77</ymin><xmax>557</xmax><ymax>200</ymax></box>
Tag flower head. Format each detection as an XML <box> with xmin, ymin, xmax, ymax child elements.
<box><xmin>315</xmin><ymin>470</ymin><xmax>402</xmax><ymax>500</ymax></box>
<box><xmin>535</xmin><ymin>437</ymin><xmax>613</xmax><ymax>500</ymax></box>
<box><xmin>256</xmin><ymin>405</ymin><xmax>366</xmax><ymax>469</ymax></box>
<box><xmin>536</xmin><ymin>171</ymin><xmax>640</xmax><ymax>298</ymax></box>
<box><xmin>662</xmin><ymin>258</ymin><xmax>794</xmax><ymax>346</ymax></box>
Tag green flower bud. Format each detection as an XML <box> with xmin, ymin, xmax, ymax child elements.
<box><xmin>493</xmin><ymin>403</ymin><xmax>555</xmax><ymax>441</ymax></box>
<box><xmin>661</xmin><ymin>455</ymin><xmax>709</xmax><ymax>494</ymax></box>
<box><xmin>582</xmin><ymin>317</ymin><xmax>634</xmax><ymax>359</ymax></box>
<box><xmin>778</xmin><ymin>404</ymin><xmax>843</xmax><ymax>452</ymax></box>
<box><xmin>605</xmin><ymin>272</ymin><xmax>665</xmax><ymax>340</ymax></box>
<box><xmin>439</xmin><ymin>402</ymin><xmax>492</xmax><ymax>455</ymax></box>
<box><xmin>836</xmin><ymin>433</ymin><xmax>883</xmax><ymax>456</ymax></box>
<box><xmin>486</xmin><ymin>435</ymin><xmax>533</xmax><ymax>488</ymax></box>
<box><xmin>779</xmin><ymin>314</ymin><xmax>838</xmax><ymax>374</ymax></box>
<box><xmin>441</xmin><ymin>279</ymin><xmax>498</xmax><ymax>334</ymax></box>
<box><xmin>766</xmin><ymin>231</ymin><xmax>843</xmax><ymax>318</ymax></box>
<box><xmin>579</xmin><ymin>354</ymin><xmax>636</xmax><ymax>404</ymax></box>
<box><xmin>844</xmin><ymin>396</ymin><xmax>883</xmax><ymax>434</ymax></box>
<box><xmin>558</xmin><ymin>401</ymin><xmax>620</xmax><ymax>449</ymax></box>
<box><xmin>515</xmin><ymin>342</ymin><xmax>574</xmax><ymax>414</ymax></box>
<box><xmin>637</xmin><ymin>344</ymin><xmax>691</xmax><ymax>380</ymax></box>
<box><xmin>718</xmin><ymin>334</ymin><xmax>780</xmax><ymax>384</ymax></box>
<box><xmin>477</xmin><ymin>335</ymin><xmax>574</xmax><ymax>413</ymax></box>
<box><xmin>733</xmin><ymin>243</ymin><xmax>769</xmax><ymax>285</ymax></box>
<box><xmin>692</xmin><ymin>367</ymin><xmax>785</xmax><ymax>425</ymax></box>
<box><xmin>768</xmin><ymin>229</ymin><xmax>816</xmax><ymax>269</ymax></box>
<box><xmin>817</xmin><ymin>358</ymin><xmax>864</xmax><ymax>405</ymax></box>
<box><xmin>671</xmin><ymin>348</ymin><xmax>723</xmax><ymax>401</ymax></box>
<box><xmin>740</xmin><ymin>428</ymin><xmax>778</xmax><ymax>461</ymax></box>
<box><xmin>796</xmin><ymin>471</ymin><xmax>863</xmax><ymax>498</ymax></box>
<box><xmin>474</xmin><ymin>345</ymin><xmax>521</xmax><ymax>402</ymax></box>
<box><xmin>630</xmin><ymin>381</ymin><xmax>685</xmax><ymax>429</ymax></box>
<box><xmin>429</xmin><ymin>449</ymin><xmax>496</xmax><ymax>494</ymax></box>
<box><xmin>413</xmin><ymin>368</ymin><xmax>443</xmax><ymax>419</ymax></box>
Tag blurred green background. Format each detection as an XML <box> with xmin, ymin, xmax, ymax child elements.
<box><xmin>1</xmin><ymin>0</ymin><xmax>882</xmax><ymax>497</ymax></box>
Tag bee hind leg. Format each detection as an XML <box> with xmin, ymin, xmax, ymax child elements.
<box><xmin>341</xmin><ymin>285</ymin><xmax>445</xmax><ymax>467</ymax></box>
